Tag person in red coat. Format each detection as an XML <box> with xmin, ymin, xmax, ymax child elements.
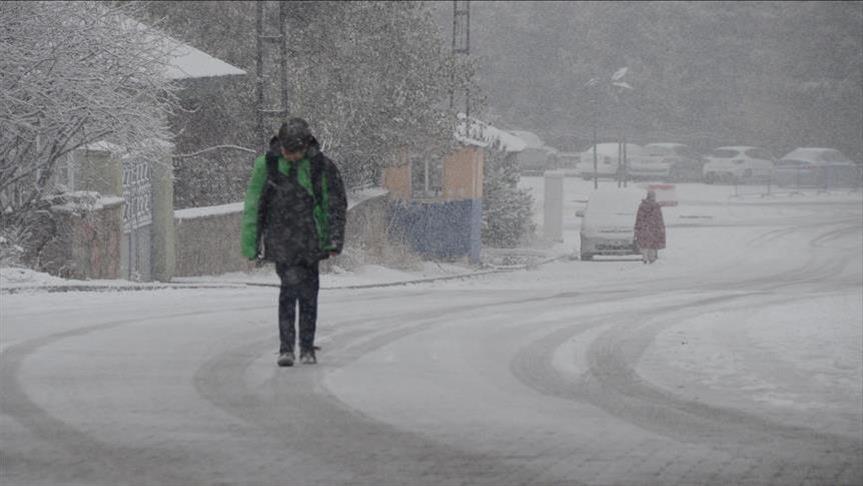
<box><xmin>634</xmin><ymin>190</ymin><xmax>666</xmax><ymax>264</ymax></box>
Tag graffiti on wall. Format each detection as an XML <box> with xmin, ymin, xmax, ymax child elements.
<box><xmin>122</xmin><ymin>157</ymin><xmax>152</xmax><ymax>232</ymax></box>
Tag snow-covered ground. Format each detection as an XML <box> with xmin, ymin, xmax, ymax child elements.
<box><xmin>1</xmin><ymin>179</ymin><xmax>861</xmax><ymax>485</ymax></box>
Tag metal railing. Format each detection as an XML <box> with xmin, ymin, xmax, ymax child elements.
<box><xmin>730</xmin><ymin>165</ymin><xmax>863</xmax><ymax>198</ymax></box>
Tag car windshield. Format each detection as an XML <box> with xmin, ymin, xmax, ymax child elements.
<box><xmin>710</xmin><ymin>149</ymin><xmax>739</xmax><ymax>158</ymax></box>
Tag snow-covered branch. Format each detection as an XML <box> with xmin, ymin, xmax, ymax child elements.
<box><xmin>0</xmin><ymin>1</ymin><xmax>180</xmax><ymax>224</ymax></box>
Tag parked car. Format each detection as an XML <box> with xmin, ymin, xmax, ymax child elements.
<box><xmin>579</xmin><ymin>187</ymin><xmax>645</xmax><ymax>261</ymax></box>
<box><xmin>558</xmin><ymin>152</ymin><xmax>581</xmax><ymax>176</ymax></box>
<box><xmin>629</xmin><ymin>143</ymin><xmax>704</xmax><ymax>182</ymax></box>
<box><xmin>574</xmin><ymin>143</ymin><xmax>643</xmax><ymax>181</ymax></box>
<box><xmin>510</xmin><ymin>130</ymin><xmax>560</xmax><ymax>175</ymax></box>
<box><xmin>702</xmin><ymin>146</ymin><xmax>775</xmax><ymax>184</ymax></box>
<box><xmin>774</xmin><ymin>147</ymin><xmax>860</xmax><ymax>188</ymax></box>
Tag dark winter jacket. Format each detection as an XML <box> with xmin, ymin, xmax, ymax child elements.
<box><xmin>634</xmin><ymin>198</ymin><xmax>666</xmax><ymax>250</ymax></box>
<box><xmin>241</xmin><ymin>137</ymin><xmax>347</xmax><ymax>264</ymax></box>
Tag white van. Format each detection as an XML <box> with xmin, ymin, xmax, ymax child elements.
<box><xmin>579</xmin><ymin>187</ymin><xmax>645</xmax><ymax>261</ymax></box>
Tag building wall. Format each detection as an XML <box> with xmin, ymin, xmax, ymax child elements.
<box><xmin>382</xmin><ymin>164</ymin><xmax>412</xmax><ymax>201</ymax></box>
<box><xmin>443</xmin><ymin>147</ymin><xmax>483</xmax><ymax>200</ymax></box>
<box><xmin>383</xmin><ymin>146</ymin><xmax>484</xmax><ymax>263</ymax></box>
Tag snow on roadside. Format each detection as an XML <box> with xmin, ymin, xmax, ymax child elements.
<box><xmin>638</xmin><ymin>291</ymin><xmax>863</xmax><ymax>438</ymax></box>
<box><xmin>0</xmin><ymin>267</ymin><xmax>163</xmax><ymax>292</ymax></box>
<box><xmin>0</xmin><ymin>261</ymin><xmax>480</xmax><ymax>293</ymax></box>
<box><xmin>1</xmin><ymin>267</ymin><xmax>68</xmax><ymax>287</ymax></box>
<box><xmin>172</xmin><ymin>261</ymin><xmax>479</xmax><ymax>289</ymax></box>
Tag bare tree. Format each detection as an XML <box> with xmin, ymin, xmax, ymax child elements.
<box><xmin>0</xmin><ymin>1</ymin><xmax>180</xmax><ymax>230</ymax></box>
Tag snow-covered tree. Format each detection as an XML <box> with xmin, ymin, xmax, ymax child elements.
<box><xmin>482</xmin><ymin>149</ymin><xmax>535</xmax><ymax>248</ymax></box>
<box><xmin>0</xmin><ymin>1</ymin><xmax>179</xmax><ymax>230</ymax></box>
<box><xmin>139</xmin><ymin>1</ymin><xmax>478</xmax><ymax>204</ymax></box>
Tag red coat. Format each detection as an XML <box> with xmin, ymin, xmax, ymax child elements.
<box><xmin>635</xmin><ymin>199</ymin><xmax>666</xmax><ymax>249</ymax></box>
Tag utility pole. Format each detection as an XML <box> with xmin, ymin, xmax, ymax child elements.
<box><xmin>444</xmin><ymin>1</ymin><xmax>471</xmax><ymax>197</ymax></box>
<box><xmin>585</xmin><ymin>77</ymin><xmax>599</xmax><ymax>189</ymax></box>
<box><xmin>451</xmin><ymin>1</ymin><xmax>471</xmax><ymax>120</ymax></box>
<box><xmin>256</xmin><ymin>1</ymin><xmax>289</xmax><ymax>148</ymax></box>
<box><xmin>592</xmin><ymin>94</ymin><xmax>599</xmax><ymax>190</ymax></box>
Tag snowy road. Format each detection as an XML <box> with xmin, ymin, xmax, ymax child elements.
<box><xmin>2</xmin><ymin>193</ymin><xmax>862</xmax><ymax>485</ymax></box>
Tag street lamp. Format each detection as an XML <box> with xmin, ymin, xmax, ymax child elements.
<box><xmin>610</xmin><ymin>68</ymin><xmax>633</xmax><ymax>188</ymax></box>
<box><xmin>585</xmin><ymin>67</ymin><xmax>633</xmax><ymax>190</ymax></box>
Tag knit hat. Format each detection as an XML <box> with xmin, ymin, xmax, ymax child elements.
<box><xmin>278</xmin><ymin>118</ymin><xmax>313</xmax><ymax>151</ymax></box>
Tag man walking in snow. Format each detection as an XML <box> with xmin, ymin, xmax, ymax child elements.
<box><xmin>241</xmin><ymin>118</ymin><xmax>347</xmax><ymax>367</ymax></box>
<box><xmin>634</xmin><ymin>190</ymin><xmax>665</xmax><ymax>264</ymax></box>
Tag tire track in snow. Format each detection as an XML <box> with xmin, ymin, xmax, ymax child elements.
<box><xmin>0</xmin><ymin>306</ymin><xmax>264</xmax><ymax>485</ymax></box>
<box><xmin>192</xmin><ymin>293</ymin><xmax>572</xmax><ymax>486</ymax></box>
<box><xmin>582</xmin><ymin>294</ymin><xmax>862</xmax><ymax>485</ymax></box>
<box><xmin>512</xmin><ymin>292</ymin><xmax>862</xmax><ymax>485</ymax></box>
<box><xmin>507</xmin><ymin>216</ymin><xmax>862</xmax><ymax>484</ymax></box>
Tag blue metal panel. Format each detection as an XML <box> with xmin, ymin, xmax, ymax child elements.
<box><xmin>388</xmin><ymin>199</ymin><xmax>481</xmax><ymax>261</ymax></box>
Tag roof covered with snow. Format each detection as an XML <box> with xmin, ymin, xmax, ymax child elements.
<box><xmin>80</xmin><ymin>141</ymin><xmax>124</xmax><ymax>153</ymax></box>
<box><xmin>126</xmin><ymin>18</ymin><xmax>246</xmax><ymax>80</ymax></box>
<box><xmin>580</xmin><ymin>143</ymin><xmax>643</xmax><ymax>157</ymax></box>
<box><xmin>454</xmin><ymin>114</ymin><xmax>528</xmax><ymax>153</ymax></box>
<box><xmin>781</xmin><ymin>147</ymin><xmax>851</xmax><ymax>163</ymax></box>
<box><xmin>508</xmin><ymin>130</ymin><xmax>559</xmax><ymax>155</ymax></box>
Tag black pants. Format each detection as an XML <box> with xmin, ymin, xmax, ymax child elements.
<box><xmin>275</xmin><ymin>260</ymin><xmax>320</xmax><ymax>353</ymax></box>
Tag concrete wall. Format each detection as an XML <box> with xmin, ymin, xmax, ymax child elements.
<box><xmin>173</xmin><ymin>197</ymin><xmax>393</xmax><ymax>277</ymax></box>
<box><xmin>69</xmin><ymin>145</ymin><xmax>123</xmax><ymax>197</ymax></box>
<box><xmin>151</xmin><ymin>153</ymin><xmax>176</xmax><ymax>281</ymax></box>
<box><xmin>36</xmin><ymin>193</ymin><xmax>124</xmax><ymax>280</ymax></box>
<box><xmin>50</xmin><ymin>144</ymin><xmax>176</xmax><ymax>282</ymax></box>
<box><xmin>174</xmin><ymin>203</ymin><xmax>253</xmax><ymax>277</ymax></box>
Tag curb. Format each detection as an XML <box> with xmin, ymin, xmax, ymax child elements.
<box><xmin>0</xmin><ymin>283</ymin><xmax>246</xmax><ymax>295</ymax></box>
<box><xmin>1</xmin><ymin>255</ymin><xmax>572</xmax><ymax>295</ymax></box>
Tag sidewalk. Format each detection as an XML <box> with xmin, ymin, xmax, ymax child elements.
<box><xmin>1</xmin><ymin>252</ymin><xmax>569</xmax><ymax>294</ymax></box>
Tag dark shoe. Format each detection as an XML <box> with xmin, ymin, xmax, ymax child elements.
<box><xmin>299</xmin><ymin>348</ymin><xmax>317</xmax><ymax>364</ymax></box>
<box><xmin>277</xmin><ymin>351</ymin><xmax>295</xmax><ymax>367</ymax></box>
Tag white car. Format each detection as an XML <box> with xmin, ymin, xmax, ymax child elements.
<box><xmin>579</xmin><ymin>187</ymin><xmax>645</xmax><ymax>261</ymax></box>
<box><xmin>629</xmin><ymin>143</ymin><xmax>704</xmax><ymax>182</ymax></box>
<box><xmin>575</xmin><ymin>143</ymin><xmax>643</xmax><ymax>180</ymax></box>
<box><xmin>702</xmin><ymin>146</ymin><xmax>776</xmax><ymax>184</ymax></box>
<box><xmin>774</xmin><ymin>147</ymin><xmax>860</xmax><ymax>188</ymax></box>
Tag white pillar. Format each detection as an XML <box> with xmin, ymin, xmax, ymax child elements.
<box><xmin>543</xmin><ymin>170</ymin><xmax>564</xmax><ymax>242</ymax></box>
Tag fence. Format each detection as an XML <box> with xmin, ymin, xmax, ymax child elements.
<box><xmin>726</xmin><ymin>165</ymin><xmax>863</xmax><ymax>198</ymax></box>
